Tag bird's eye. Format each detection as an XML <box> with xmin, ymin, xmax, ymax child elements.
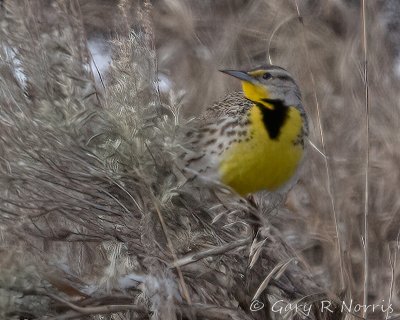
<box><xmin>262</xmin><ymin>72</ymin><xmax>272</xmax><ymax>80</ymax></box>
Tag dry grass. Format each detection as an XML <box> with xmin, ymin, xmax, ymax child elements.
<box><xmin>0</xmin><ymin>0</ymin><xmax>399</xmax><ymax>319</ymax></box>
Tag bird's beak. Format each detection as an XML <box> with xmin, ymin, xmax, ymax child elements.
<box><xmin>219</xmin><ymin>70</ymin><xmax>256</xmax><ymax>84</ymax></box>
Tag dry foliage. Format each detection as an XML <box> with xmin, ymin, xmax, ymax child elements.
<box><xmin>0</xmin><ymin>0</ymin><xmax>399</xmax><ymax>319</ymax></box>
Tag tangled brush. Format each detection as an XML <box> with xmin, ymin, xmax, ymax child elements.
<box><xmin>0</xmin><ymin>0</ymin><xmax>399</xmax><ymax>319</ymax></box>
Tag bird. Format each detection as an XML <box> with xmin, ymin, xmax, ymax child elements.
<box><xmin>182</xmin><ymin>64</ymin><xmax>308</xmax><ymax>196</ymax></box>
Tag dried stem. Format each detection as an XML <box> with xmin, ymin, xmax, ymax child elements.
<box><xmin>386</xmin><ymin>243</ymin><xmax>397</xmax><ymax>320</ymax></box>
<box><xmin>153</xmin><ymin>201</ymin><xmax>192</xmax><ymax>305</ymax></box>
<box><xmin>361</xmin><ymin>0</ymin><xmax>370</xmax><ymax>317</ymax></box>
<box><xmin>293</xmin><ymin>0</ymin><xmax>345</xmax><ymax>290</ymax></box>
<box><xmin>171</xmin><ymin>236</ymin><xmax>251</xmax><ymax>268</ymax></box>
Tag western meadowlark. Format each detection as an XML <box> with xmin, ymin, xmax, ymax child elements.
<box><xmin>183</xmin><ymin>64</ymin><xmax>308</xmax><ymax>196</ymax></box>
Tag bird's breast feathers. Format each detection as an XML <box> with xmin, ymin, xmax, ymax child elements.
<box><xmin>218</xmin><ymin>104</ymin><xmax>305</xmax><ymax>195</ymax></box>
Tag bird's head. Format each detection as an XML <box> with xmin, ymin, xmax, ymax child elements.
<box><xmin>220</xmin><ymin>65</ymin><xmax>301</xmax><ymax>109</ymax></box>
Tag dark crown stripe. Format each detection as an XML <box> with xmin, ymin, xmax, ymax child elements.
<box><xmin>255</xmin><ymin>98</ymin><xmax>288</xmax><ymax>140</ymax></box>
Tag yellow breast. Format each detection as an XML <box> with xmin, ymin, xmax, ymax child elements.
<box><xmin>218</xmin><ymin>105</ymin><xmax>304</xmax><ymax>196</ymax></box>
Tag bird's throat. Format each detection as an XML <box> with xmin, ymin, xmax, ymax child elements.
<box><xmin>254</xmin><ymin>99</ymin><xmax>288</xmax><ymax>140</ymax></box>
<box><xmin>241</xmin><ymin>82</ymin><xmax>289</xmax><ymax>139</ymax></box>
<box><xmin>241</xmin><ymin>82</ymin><xmax>273</xmax><ymax>109</ymax></box>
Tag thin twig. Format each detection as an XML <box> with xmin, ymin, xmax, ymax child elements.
<box><xmin>74</xmin><ymin>0</ymin><xmax>104</xmax><ymax>103</ymax></box>
<box><xmin>386</xmin><ymin>243</ymin><xmax>397</xmax><ymax>320</ymax></box>
<box><xmin>142</xmin><ymin>0</ymin><xmax>162</xmax><ymax>107</ymax></box>
<box><xmin>46</xmin><ymin>303</ymin><xmax>252</xmax><ymax>320</ymax></box>
<box><xmin>307</xmin><ymin>138</ymin><xmax>327</xmax><ymax>159</ymax></box>
<box><xmin>293</xmin><ymin>0</ymin><xmax>345</xmax><ymax>290</ymax></box>
<box><xmin>267</xmin><ymin>15</ymin><xmax>297</xmax><ymax>65</ymax></box>
<box><xmin>171</xmin><ymin>236</ymin><xmax>251</xmax><ymax>268</ymax></box>
<box><xmin>252</xmin><ymin>258</ymin><xmax>293</xmax><ymax>302</ymax></box>
<box><xmin>361</xmin><ymin>0</ymin><xmax>370</xmax><ymax>317</ymax></box>
<box><xmin>153</xmin><ymin>201</ymin><xmax>192</xmax><ymax>305</ymax></box>
<box><xmin>16</xmin><ymin>289</ymin><xmax>145</xmax><ymax>317</ymax></box>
